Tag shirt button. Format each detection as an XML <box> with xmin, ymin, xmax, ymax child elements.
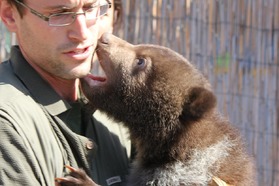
<box><xmin>86</xmin><ymin>140</ymin><xmax>94</xmax><ymax>150</ymax></box>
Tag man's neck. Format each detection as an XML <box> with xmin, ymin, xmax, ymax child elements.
<box><xmin>29</xmin><ymin>63</ymin><xmax>79</xmax><ymax>102</ymax></box>
<box><xmin>46</xmin><ymin>76</ymin><xmax>79</xmax><ymax>102</ymax></box>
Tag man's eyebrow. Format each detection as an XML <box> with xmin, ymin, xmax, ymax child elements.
<box><xmin>84</xmin><ymin>0</ymin><xmax>98</xmax><ymax>6</ymax></box>
<box><xmin>44</xmin><ymin>0</ymin><xmax>99</xmax><ymax>11</ymax></box>
<box><xmin>44</xmin><ymin>5</ymin><xmax>74</xmax><ymax>12</ymax></box>
<box><xmin>88</xmin><ymin>0</ymin><xmax>98</xmax><ymax>4</ymax></box>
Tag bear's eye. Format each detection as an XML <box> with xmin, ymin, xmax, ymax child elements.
<box><xmin>132</xmin><ymin>57</ymin><xmax>148</xmax><ymax>75</ymax></box>
<box><xmin>135</xmin><ymin>58</ymin><xmax>146</xmax><ymax>67</ymax></box>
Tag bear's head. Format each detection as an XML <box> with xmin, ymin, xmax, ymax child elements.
<box><xmin>81</xmin><ymin>33</ymin><xmax>216</xmax><ymax>129</ymax></box>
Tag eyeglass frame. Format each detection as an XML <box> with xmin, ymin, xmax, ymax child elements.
<box><xmin>13</xmin><ymin>0</ymin><xmax>112</xmax><ymax>27</ymax></box>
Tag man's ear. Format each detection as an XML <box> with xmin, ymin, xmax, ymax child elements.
<box><xmin>180</xmin><ymin>87</ymin><xmax>217</xmax><ymax>121</ymax></box>
<box><xmin>0</xmin><ymin>0</ymin><xmax>18</xmax><ymax>32</ymax></box>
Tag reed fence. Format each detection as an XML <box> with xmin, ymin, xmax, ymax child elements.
<box><xmin>1</xmin><ymin>0</ymin><xmax>279</xmax><ymax>185</ymax></box>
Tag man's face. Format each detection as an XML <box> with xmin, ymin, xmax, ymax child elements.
<box><xmin>13</xmin><ymin>0</ymin><xmax>101</xmax><ymax>79</ymax></box>
<box><xmin>99</xmin><ymin>0</ymin><xmax>114</xmax><ymax>36</ymax></box>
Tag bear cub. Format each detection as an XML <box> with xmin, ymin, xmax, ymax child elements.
<box><xmin>79</xmin><ymin>33</ymin><xmax>255</xmax><ymax>186</ymax></box>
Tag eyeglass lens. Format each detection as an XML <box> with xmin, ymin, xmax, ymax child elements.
<box><xmin>49</xmin><ymin>4</ymin><xmax>110</xmax><ymax>26</ymax></box>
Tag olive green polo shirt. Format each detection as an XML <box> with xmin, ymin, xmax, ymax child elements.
<box><xmin>0</xmin><ymin>46</ymin><xmax>129</xmax><ymax>186</ymax></box>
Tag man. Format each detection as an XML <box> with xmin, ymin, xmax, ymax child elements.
<box><xmin>0</xmin><ymin>0</ymin><xmax>129</xmax><ymax>185</ymax></box>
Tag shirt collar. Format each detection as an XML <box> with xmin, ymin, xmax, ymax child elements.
<box><xmin>10</xmin><ymin>46</ymin><xmax>71</xmax><ymax>116</ymax></box>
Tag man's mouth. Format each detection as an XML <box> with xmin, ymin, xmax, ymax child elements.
<box><xmin>64</xmin><ymin>46</ymin><xmax>93</xmax><ymax>60</ymax></box>
<box><xmin>66</xmin><ymin>46</ymin><xmax>89</xmax><ymax>54</ymax></box>
<box><xmin>72</xmin><ymin>48</ymin><xmax>87</xmax><ymax>54</ymax></box>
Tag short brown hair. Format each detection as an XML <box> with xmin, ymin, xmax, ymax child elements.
<box><xmin>6</xmin><ymin>0</ymin><xmax>25</xmax><ymax>17</ymax></box>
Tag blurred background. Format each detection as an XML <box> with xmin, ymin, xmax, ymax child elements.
<box><xmin>1</xmin><ymin>0</ymin><xmax>278</xmax><ymax>185</ymax></box>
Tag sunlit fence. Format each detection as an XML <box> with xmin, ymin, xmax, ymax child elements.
<box><xmin>1</xmin><ymin>0</ymin><xmax>279</xmax><ymax>185</ymax></box>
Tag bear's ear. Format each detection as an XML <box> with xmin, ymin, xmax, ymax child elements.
<box><xmin>180</xmin><ymin>87</ymin><xmax>216</xmax><ymax>121</ymax></box>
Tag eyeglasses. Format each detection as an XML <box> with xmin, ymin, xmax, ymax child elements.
<box><xmin>13</xmin><ymin>0</ymin><xmax>111</xmax><ymax>27</ymax></box>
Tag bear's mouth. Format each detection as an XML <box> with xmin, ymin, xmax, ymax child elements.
<box><xmin>82</xmin><ymin>34</ymin><xmax>113</xmax><ymax>88</ymax></box>
<box><xmin>87</xmin><ymin>73</ymin><xmax>106</xmax><ymax>82</ymax></box>
<box><xmin>83</xmin><ymin>58</ymin><xmax>107</xmax><ymax>86</ymax></box>
<box><xmin>81</xmin><ymin>50</ymin><xmax>109</xmax><ymax>87</ymax></box>
<box><xmin>82</xmin><ymin>73</ymin><xmax>107</xmax><ymax>87</ymax></box>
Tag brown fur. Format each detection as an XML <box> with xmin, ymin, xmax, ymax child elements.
<box><xmin>81</xmin><ymin>33</ymin><xmax>255</xmax><ymax>186</ymax></box>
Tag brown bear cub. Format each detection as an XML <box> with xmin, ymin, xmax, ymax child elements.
<box><xmin>80</xmin><ymin>33</ymin><xmax>255</xmax><ymax>185</ymax></box>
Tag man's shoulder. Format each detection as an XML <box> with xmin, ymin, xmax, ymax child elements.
<box><xmin>0</xmin><ymin>62</ymin><xmax>44</xmax><ymax>124</ymax></box>
<box><xmin>0</xmin><ymin>61</ymin><xmax>30</xmax><ymax>101</ymax></box>
<box><xmin>0</xmin><ymin>87</ymin><xmax>45</xmax><ymax>128</ymax></box>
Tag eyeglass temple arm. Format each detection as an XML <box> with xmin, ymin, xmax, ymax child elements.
<box><xmin>30</xmin><ymin>10</ymin><xmax>49</xmax><ymax>21</ymax></box>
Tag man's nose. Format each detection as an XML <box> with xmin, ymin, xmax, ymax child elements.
<box><xmin>68</xmin><ymin>13</ymin><xmax>95</xmax><ymax>41</ymax></box>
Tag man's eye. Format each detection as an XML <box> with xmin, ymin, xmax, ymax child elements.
<box><xmin>84</xmin><ymin>3</ymin><xmax>98</xmax><ymax>10</ymax></box>
<box><xmin>49</xmin><ymin>10</ymin><xmax>70</xmax><ymax>16</ymax></box>
<box><xmin>51</xmin><ymin>7</ymin><xmax>74</xmax><ymax>14</ymax></box>
<box><xmin>84</xmin><ymin>7</ymin><xmax>95</xmax><ymax>12</ymax></box>
<box><xmin>50</xmin><ymin>12</ymin><xmax>70</xmax><ymax>17</ymax></box>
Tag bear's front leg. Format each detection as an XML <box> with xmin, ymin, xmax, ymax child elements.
<box><xmin>55</xmin><ymin>165</ymin><xmax>99</xmax><ymax>186</ymax></box>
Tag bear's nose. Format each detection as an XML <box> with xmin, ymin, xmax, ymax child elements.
<box><xmin>99</xmin><ymin>32</ymin><xmax>111</xmax><ymax>44</ymax></box>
